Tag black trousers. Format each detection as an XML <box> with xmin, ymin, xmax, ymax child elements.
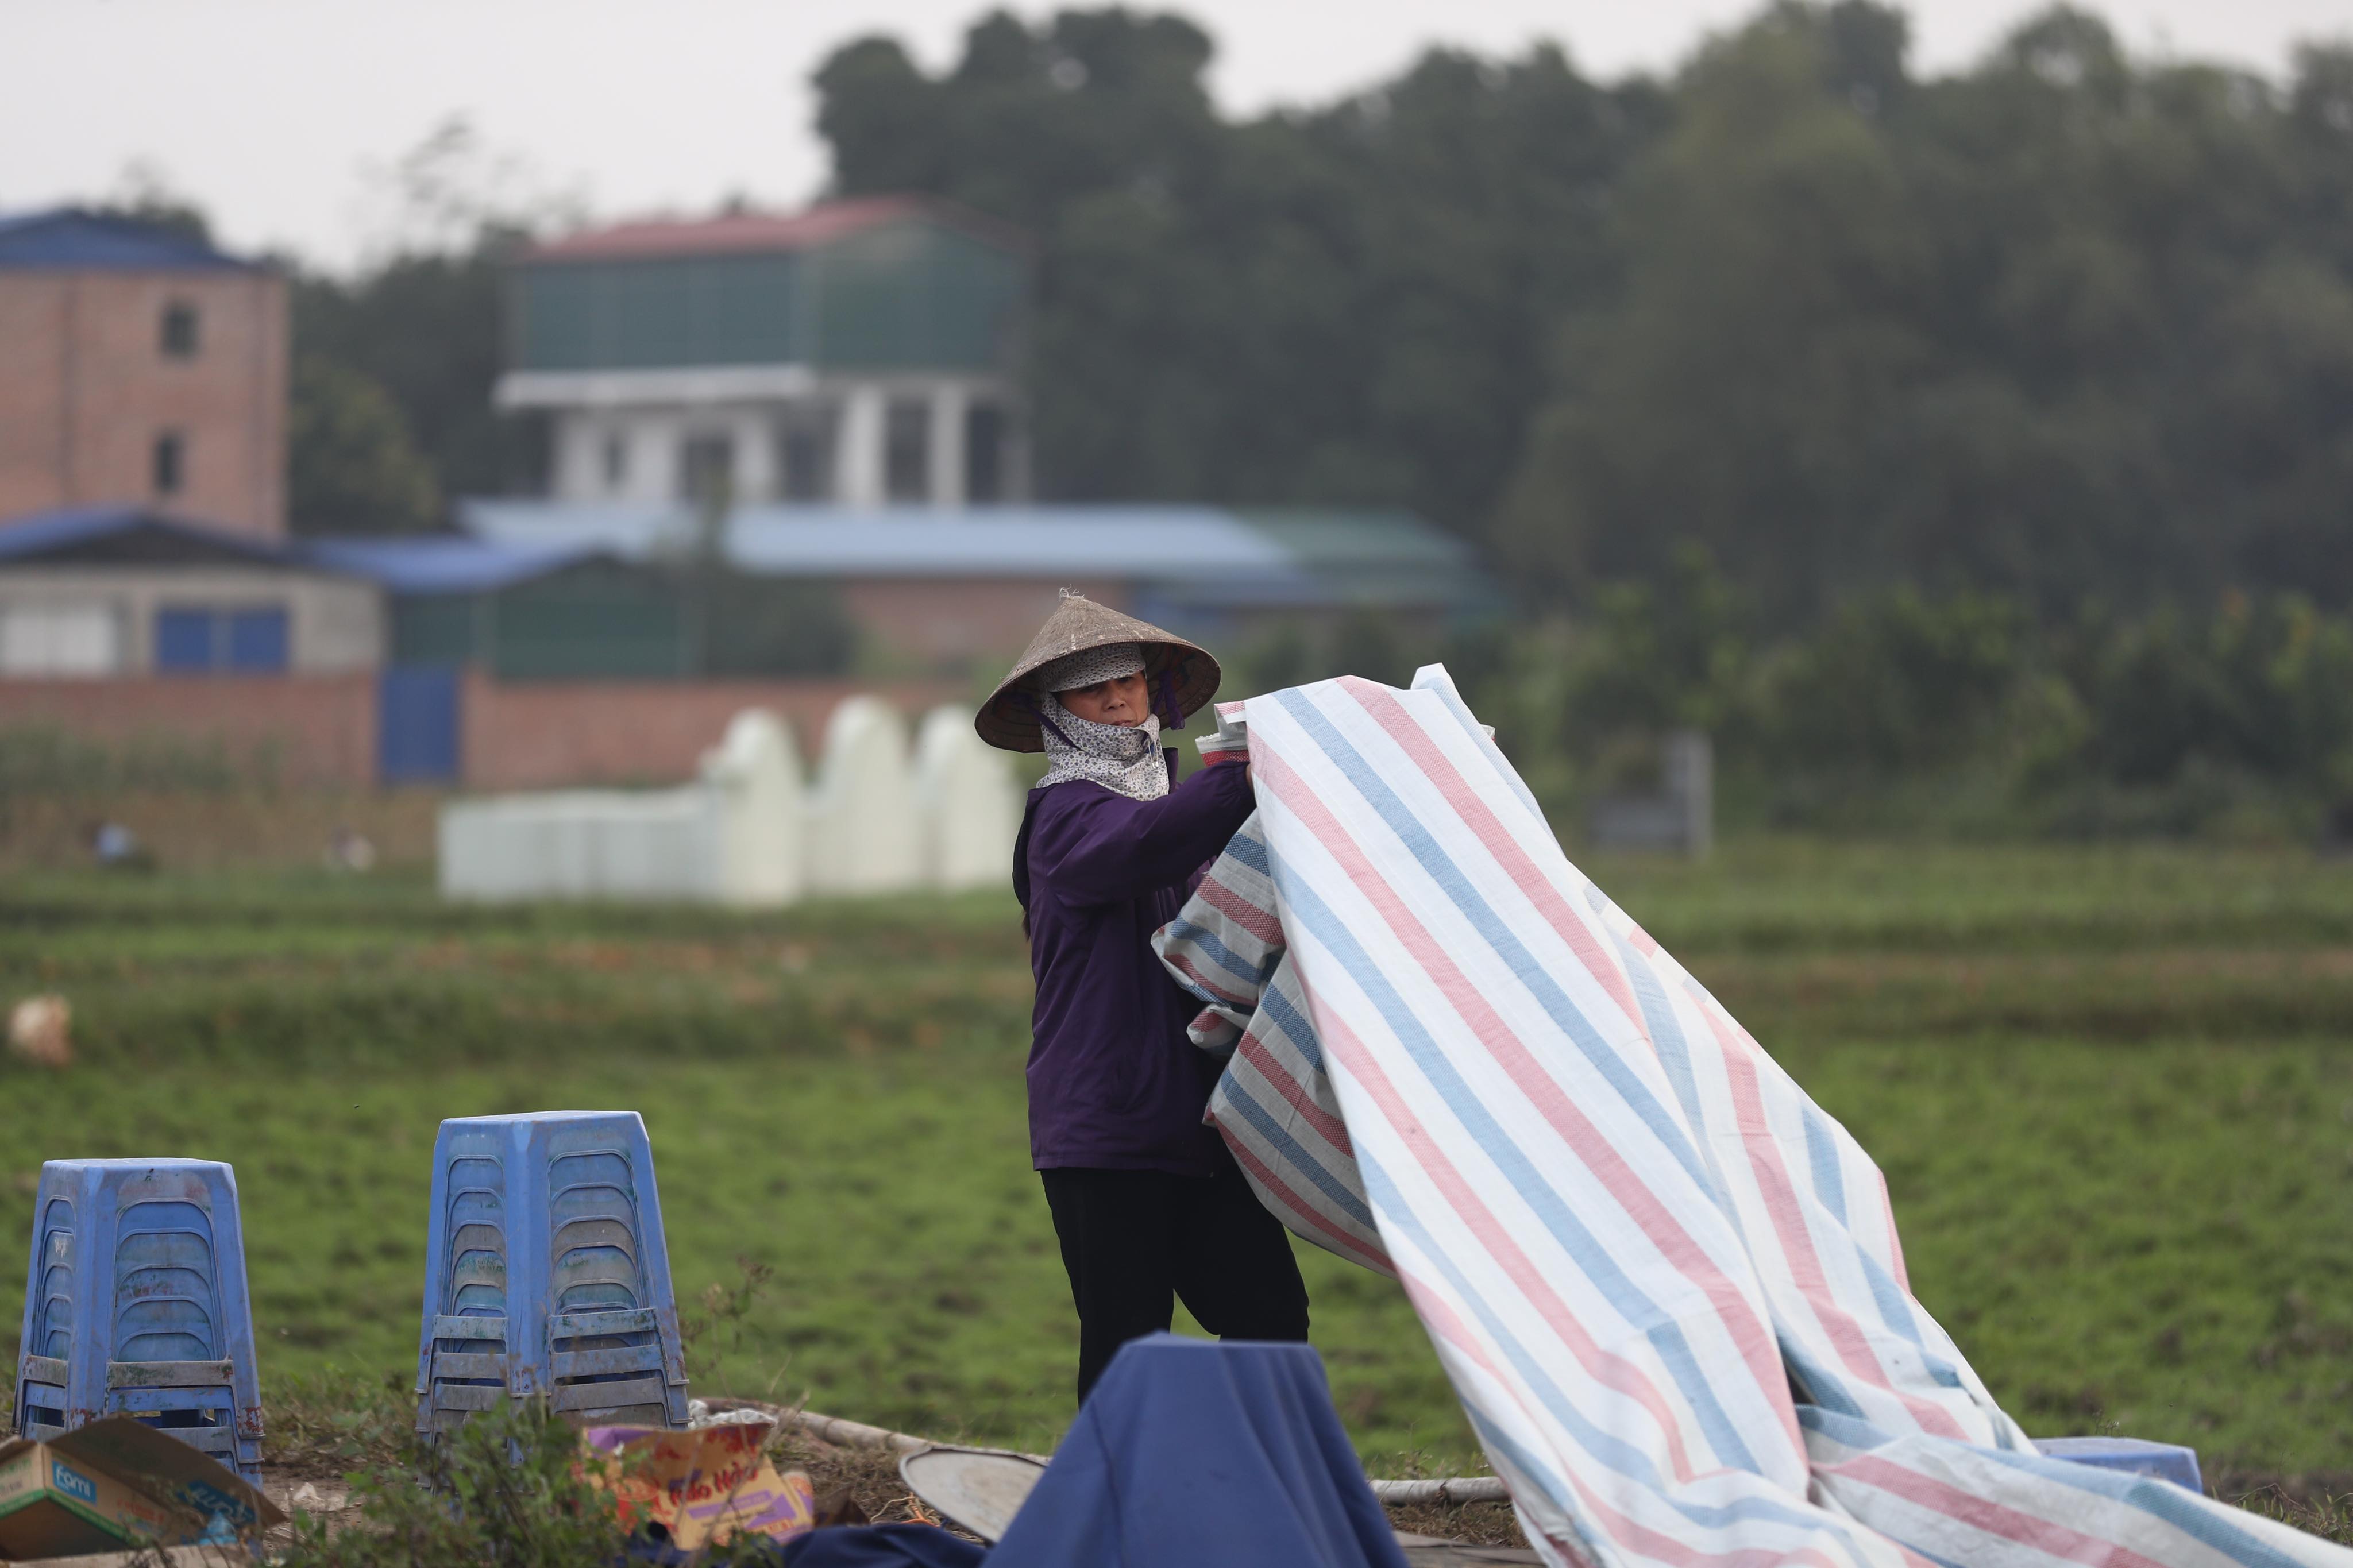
<box><xmin>1040</xmin><ymin>1157</ymin><xmax>1311</xmax><ymax>1405</ymax></box>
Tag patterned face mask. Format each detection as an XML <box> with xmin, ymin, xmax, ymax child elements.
<box><xmin>1036</xmin><ymin>693</ymin><xmax>1168</xmax><ymax>802</ymax></box>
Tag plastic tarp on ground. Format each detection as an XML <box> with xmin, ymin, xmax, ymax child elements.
<box><xmin>777</xmin><ymin>1523</ymin><xmax>987</xmax><ymax>1568</ymax></box>
<box><xmin>989</xmin><ymin>1334</ymin><xmax>1407</xmax><ymax>1568</ymax></box>
<box><xmin>1155</xmin><ymin>669</ymin><xmax>2352</xmax><ymax>1568</ymax></box>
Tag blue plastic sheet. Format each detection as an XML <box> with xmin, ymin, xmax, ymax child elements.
<box><xmin>779</xmin><ymin>1523</ymin><xmax>988</xmax><ymax>1567</ymax></box>
<box><xmin>631</xmin><ymin>1524</ymin><xmax>984</xmax><ymax>1567</ymax></box>
<box><xmin>2033</xmin><ymin>1436</ymin><xmax>2205</xmax><ymax>1493</ymax></box>
<box><xmin>989</xmin><ymin>1334</ymin><xmax>1409</xmax><ymax>1568</ymax></box>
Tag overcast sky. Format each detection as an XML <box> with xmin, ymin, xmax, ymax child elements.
<box><xmin>4</xmin><ymin>0</ymin><xmax>2346</xmax><ymax>271</ymax></box>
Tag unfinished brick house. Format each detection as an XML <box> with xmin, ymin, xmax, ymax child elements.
<box><xmin>0</xmin><ymin>210</ymin><xmax>288</xmax><ymax>538</ymax></box>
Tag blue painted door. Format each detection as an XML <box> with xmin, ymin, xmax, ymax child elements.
<box><xmin>379</xmin><ymin>668</ymin><xmax>461</xmax><ymax>784</ymax></box>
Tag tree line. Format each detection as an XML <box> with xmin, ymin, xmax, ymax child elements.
<box><xmin>260</xmin><ymin>0</ymin><xmax>2353</xmax><ymax>822</ymax></box>
<box><xmin>815</xmin><ymin>2</ymin><xmax>2353</xmax><ymax>629</ymax></box>
<box><xmin>1206</xmin><ymin>539</ymin><xmax>2353</xmax><ymax>835</ymax></box>
<box><xmin>279</xmin><ymin>2</ymin><xmax>2353</xmax><ymax>636</ymax></box>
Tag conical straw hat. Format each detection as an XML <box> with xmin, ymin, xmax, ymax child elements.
<box><xmin>975</xmin><ymin>591</ymin><xmax>1221</xmax><ymax>752</ymax></box>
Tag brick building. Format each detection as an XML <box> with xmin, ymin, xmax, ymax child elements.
<box><xmin>479</xmin><ymin>197</ymin><xmax>1498</xmax><ymax>671</ymax></box>
<box><xmin>0</xmin><ymin>507</ymin><xmax>377</xmax><ymax>678</ymax></box>
<box><xmin>0</xmin><ymin>210</ymin><xmax>288</xmax><ymax>537</ymax></box>
<box><xmin>0</xmin><ymin>197</ymin><xmax>1499</xmax><ymax>806</ymax></box>
<box><xmin>0</xmin><ymin>504</ymin><xmax>956</xmax><ymax>789</ymax></box>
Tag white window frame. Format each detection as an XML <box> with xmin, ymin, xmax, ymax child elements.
<box><xmin>0</xmin><ymin>601</ymin><xmax>126</xmax><ymax>677</ymax></box>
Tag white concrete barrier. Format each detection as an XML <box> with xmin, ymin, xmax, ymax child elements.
<box><xmin>702</xmin><ymin>709</ymin><xmax>806</xmax><ymax>905</ymax></box>
<box><xmin>805</xmin><ymin>696</ymin><xmax>921</xmax><ymax>895</ymax></box>
<box><xmin>439</xmin><ymin>699</ymin><xmax>1020</xmax><ymax>905</ymax></box>
<box><xmin>913</xmin><ymin>705</ymin><xmax>1020</xmax><ymax>892</ymax></box>
<box><xmin>439</xmin><ymin>708</ymin><xmax>803</xmax><ymax>906</ymax></box>
<box><xmin>439</xmin><ymin>789</ymin><xmax>716</xmax><ymax>903</ymax></box>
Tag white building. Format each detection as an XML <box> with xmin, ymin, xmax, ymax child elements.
<box><xmin>495</xmin><ymin>198</ymin><xmax>1029</xmax><ymax>511</ymax></box>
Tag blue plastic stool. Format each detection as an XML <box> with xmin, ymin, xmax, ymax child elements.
<box><xmin>414</xmin><ymin>1111</ymin><xmax>688</xmax><ymax>1436</ymax></box>
<box><xmin>2034</xmin><ymin>1436</ymin><xmax>2204</xmax><ymax>1493</ymax></box>
<box><xmin>12</xmin><ymin>1159</ymin><xmax>263</xmax><ymax>1482</ymax></box>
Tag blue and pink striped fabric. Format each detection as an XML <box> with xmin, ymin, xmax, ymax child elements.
<box><xmin>1154</xmin><ymin>669</ymin><xmax>2349</xmax><ymax>1568</ymax></box>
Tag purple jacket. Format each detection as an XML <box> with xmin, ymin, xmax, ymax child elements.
<box><xmin>1015</xmin><ymin>762</ymin><xmax>1257</xmax><ymax>1175</ymax></box>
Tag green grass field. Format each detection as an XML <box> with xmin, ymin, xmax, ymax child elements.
<box><xmin>3</xmin><ymin>840</ymin><xmax>2350</xmax><ymax>1485</ymax></box>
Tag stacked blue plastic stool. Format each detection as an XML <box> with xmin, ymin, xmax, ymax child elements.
<box><xmin>414</xmin><ymin>1111</ymin><xmax>688</xmax><ymax>1437</ymax></box>
<box><xmin>13</xmin><ymin>1159</ymin><xmax>264</xmax><ymax>1483</ymax></box>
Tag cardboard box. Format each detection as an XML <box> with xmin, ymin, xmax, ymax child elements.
<box><xmin>0</xmin><ymin>1421</ymin><xmax>283</xmax><ymax>1560</ymax></box>
<box><xmin>581</xmin><ymin>1420</ymin><xmax>815</xmax><ymax>1550</ymax></box>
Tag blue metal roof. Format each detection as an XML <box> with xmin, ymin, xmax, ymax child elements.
<box><xmin>0</xmin><ymin>505</ymin><xmax>154</xmax><ymax>560</ymax></box>
<box><xmin>0</xmin><ymin>505</ymin><xmax>295</xmax><ymax>565</ymax></box>
<box><xmin>0</xmin><ymin>210</ymin><xmax>258</xmax><ymax>272</ymax></box>
<box><xmin>302</xmin><ymin>536</ymin><xmax>604</xmax><ymax>594</ymax></box>
<box><xmin>1235</xmin><ymin>507</ymin><xmax>1499</xmax><ymax>612</ymax></box>
<box><xmin>456</xmin><ymin>500</ymin><xmax>1494</xmax><ymax>611</ymax></box>
<box><xmin>0</xmin><ymin>508</ymin><xmax>614</xmax><ymax>597</ymax></box>
<box><xmin>458</xmin><ymin>501</ymin><xmax>1313</xmax><ymax>586</ymax></box>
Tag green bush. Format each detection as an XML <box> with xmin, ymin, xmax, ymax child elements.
<box><xmin>1495</xmin><ymin>555</ymin><xmax>2353</xmax><ymax>837</ymax></box>
<box><xmin>1752</xmin><ymin>590</ymin><xmax>2026</xmax><ymax>775</ymax></box>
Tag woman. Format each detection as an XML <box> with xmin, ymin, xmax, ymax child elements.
<box><xmin>977</xmin><ymin>593</ymin><xmax>1310</xmax><ymax>1404</ymax></box>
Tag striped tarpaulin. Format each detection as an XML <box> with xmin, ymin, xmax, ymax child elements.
<box><xmin>1154</xmin><ymin>669</ymin><xmax>2348</xmax><ymax>1568</ymax></box>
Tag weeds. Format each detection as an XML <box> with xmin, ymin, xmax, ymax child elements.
<box><xmin>278</xmin><ymin>1396</ymin><xmax>623</xmax><ymax>1567</ymax></box>
<box><xmin>682</xmin><ymin>1258</ymin><xmax>778</xmax><ymax>1384</ymax></box>
<box><xmin>0</xmin><ymin>726</ymin><xmax>266</xmax><ymax>796</ymax></box>
<box><xmin>2234</xmin><ymin>1487</ymin><xmax>2353</xmax><ymax>1548</ymax></box>
<box><xmin>265</xmin><ymin>1369</ymin><xmax>412</xmax><ymax>1476</ymax></box>
<box><xmin>276</xmin><ymin>1396</ymin><xmax>801</xmax><ymax>1567</ymax></box>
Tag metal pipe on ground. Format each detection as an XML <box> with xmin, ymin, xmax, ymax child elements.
<box><xmin>705</xmin><ymin>1396</ymin><xmax>931</xmax><ymax>1455</ymax></box>
<box><xmin>1367</xmin><ymin>1477</ymin><xmax>1510</xmax><ymax>1504</ymax></box>
<box><xmin>702</xmin><ymin>1396</ymin><xmax>1510</xmax><ymax>1504</ymax></box>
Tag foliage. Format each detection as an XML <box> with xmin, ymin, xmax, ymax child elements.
<box><xmin>264</xmin><ymin>1377</ymin><xmax>994</xmax><ymax>1551</ymax></box>
<box><xmin>1453</xmin><ymin>551</ymin><xmax>2353</xmax><ymax>834</ymax></box>
<box><xmin>0</xmin><ymin>725</ymin><xmax>268</xmax><ymax>797</ymax></box>
<box><xmin>680</xmin><ymin>1258</ymin><xmax>778</xmax><ymax>1382</ymax></box>
<box><xmin>279</xmin><ymin>1394</ymin><xmax>632</xmax><ymax>1567</ymax></box>
<box><xmin>813</xmin><ymin>3</ymin><xmax>2353</xmax><ymax>625</ymax></box>
<box><xmin>2066</xmin><ymin>596</ymin><xmax>2353</xmax><ymax>791</ymax></box>
<box><xmin>288</xmin><ymin>356</ymin><xmax>444</xmax><ymax>535</ymax></box>
<box><xmin>291</xmin><ymin>239</ymin><xmax>544</xmax><ymax>526</ymax></box>
<box><xmin>1499</xmin><ymin>5</ymin><xmax>1924</xmax><ymax>616</ymax></box>
<box><xmin>1748</xmin><ymin>589</ymin><xmax>2034</xmax><ymax>775</ymax></box>
<box><xmin>266</xmin><ymin>1366</ymin><xmax>412</xmax><ymax>1476</ymax></box>
<box><xmin>1565</xmin><ymin>546</ymin><xmax>1752</xmax><ymax>736</ymax></box>
<box><xmin>7</xmin><ymin>856</ymin><xmax>2353</xmax><ymax>1480</ymax></box>
<box><xmin>282</xmin><ymin>118</ymin><xmax>579</xmax><ymax>527</ymax></box>
<box><xmin>693</xmin><ymin>571</ymin><xmax>859</xmax><ymax>677</ymax></box>
<box><xmin>814</xmin><ymin>9</ymin><xmax>1661</xmax><ymax>533</ymax></box>
<box><xmin>2240</xmin><ymin>1490</ymin><xmax>2353</xmax><ymax>1550</ymax></box>
<box><xmin>88</xmin><ymin>164</ymin><xmax>217</xmax><ymax>248</ymax></box>
<box><xmin>117</xmin><ymin>0</ymin><xmax>2344</xmax><ymax>650</ymax></box>
<box><xmin>1498</xmin><ymin>4</ymin><xmax>2353</xmax><ymax>618</ymax></box>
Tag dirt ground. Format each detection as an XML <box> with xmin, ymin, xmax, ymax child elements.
<box><xmin>0</xmin><ymin>789</ymin><xmax>441</xmax><ymax>871</ymax></box>
<box><xmin>253</xmin><ymin>1428</ymin><xmax>2353</xmax><ymax>1558</ymax></box>
<box><xmin>254</xmin><ymin>1420</ymin><xmax>1536</xmax><ymax>1554</ymax></box>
